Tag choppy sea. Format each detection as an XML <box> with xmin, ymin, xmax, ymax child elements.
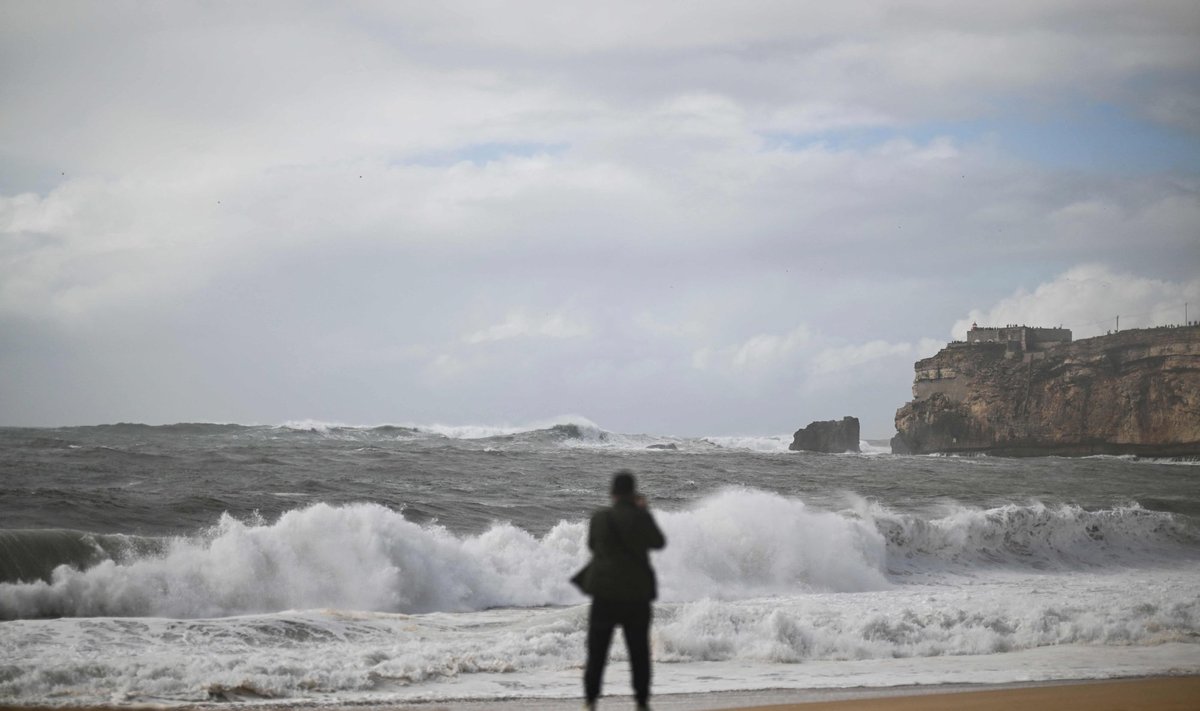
<box><xmin>2</xmin><ymin>418</ymin><xmax>1198</xmax><ymax>707</ymax></box>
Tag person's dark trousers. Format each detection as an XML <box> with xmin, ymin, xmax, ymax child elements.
<box><xmin>584</xmin><ymin>597</ymin><xmax>653</xmax><ymax>705</ymax></box>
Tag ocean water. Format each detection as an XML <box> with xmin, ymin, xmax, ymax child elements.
<box><xmin>1</xmin><ymin>418</ymin><xmax>1198</xmax><ymax>706</ymax></box>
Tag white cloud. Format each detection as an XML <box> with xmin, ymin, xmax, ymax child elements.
<box><xmin>810</xmin><ymin>340</ymin><xmax>923</xmax><ymax>376</ymax></box>
<box><xmin>427</xmin><ymin>353</ymin><xmax>470</xmax><ymax>381</ymax></box>
<box><xmin>0</xmin><ymin>179</ymin><xmax>235</xmax><ymax>321</ymax></box>
<box><xmin>953</xmin><ymin>264</ymin><xmax>1200</xmax><ymax>340</ymax></box>
<box><xmin>691</xmin><ymin>326</ymin><xmax>812</xmax><ymax>373</ymax></box>
<box><xmin>464</xmin><ymin>310</ymin><xmax>591</xmax><ymax>344</ymax></box>
<box><xmin>731</xmin><ymin>327</ymin><xmax>813</xmax><ymax>370</ymax></box>
<box><xmin>693</xmin><ymin>326</ymin><xmax>940</xmax><ymax>384</ymax></box>
<box><xmin>632</xmin><ymin>312</ymin><xmax>706</xmax><ymax>339</ymax></box>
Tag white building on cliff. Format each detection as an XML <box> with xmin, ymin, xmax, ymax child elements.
<box><xmin>966</xmin><ymin>324</ymin><xmax>1072</xmax><ymax>354</ymax></box>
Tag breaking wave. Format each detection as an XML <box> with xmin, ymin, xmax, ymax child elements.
<box><xmin>2</xmin><ymin>490</ymin><xmax>1195</xmax><ymax>620</ymax></box>
<box><xmin>276</xmin><ymin>415</ymin><xmax>606</xmax><ymax>440</ymax></box>
<box><xmin>26</xmin><ymin>419</ymin><xmax>901</xmax><ymax>454</ymax></box>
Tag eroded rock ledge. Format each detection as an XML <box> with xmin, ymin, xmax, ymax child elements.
<box><xmin>891</xmin><ymin>326</ymin><xmax>1200</xmax><ymax>457</ymax></box>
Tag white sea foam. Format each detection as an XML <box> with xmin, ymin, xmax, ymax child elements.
<box><xmin>415</xmin><ymin>414</ymin><xmax>601</xmax><ymax>440</ymax></box>
<box><xmin>655</xmin><ymin>576</ymin><xmax>1200</xmax><ymax>663</ymax></box>
<box><xmin>703</xmin><ymin>435</ymin><xmax>793</xmax><ymax>452</ymax></box>
<box><xmin>700</xmin><ymin>437</ymin><xmax>892</xmax><ymax>455</ymax></box>
<box><xmin>277</xmin><ymin>418</ymin><xmax>355</xmax><ymax>433</ymax></box>
<box><xmin>3</xmin><ymin>573</ymin><xmax>1198</xmax><ymax>706</ymax></box>
<box><xmin>656</xmin><ymin>489</ymin><xmax>890</xmax><ymax>598</ymax></box>
<box><xmin>859</xmin><ymin>440</ymin><xmax>892</xmax><ymax>455</ymax></box>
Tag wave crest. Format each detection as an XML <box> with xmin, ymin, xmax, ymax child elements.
<box><xmin>2</xmin><ymin>491</ymin><xmax>1194</xmax><ymax>620</ymax></box>
<box><xmin>0</xmin><ymin>491</ymin><xmax>893</xmax><ymax>619</ymax></box>
<box><xmin>0</xmin><ymin>504</ymin><xmax>587</xmax><ymax>619</ymax></box>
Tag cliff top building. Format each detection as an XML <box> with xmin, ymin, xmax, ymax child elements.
<box><xmin>914</xmin><ymin>324</ymin><xmax>1073</xmax><ymax>402</ymax></box>
<box><xmin>966</xmin><ymin>324</ymin><xmax>1072</xmax><ymax>354</ymax></box>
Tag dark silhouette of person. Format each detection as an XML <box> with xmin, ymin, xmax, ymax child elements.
<box><xmin>581</xmin><ymin>470</ymin><xmax>666</xmax><ymax>711</ymax></box>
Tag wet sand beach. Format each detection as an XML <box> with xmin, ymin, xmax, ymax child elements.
<box><xmin>424</xmin><ymin>677</ymin><xmax>1200</xmax><ymax>710</ymax></box>
<box><xmin>702</xmin><ymin>676</ymin><xmax>1200</xmax><ymax>711</ymax></box>
<box><xmin>3</xmin><ymin>676</ymin><xmax>1197</xmax><ymax>711</ymax></box>
<box><xmin>376</xmin><ymin>672</ymin><xmax>1200</xmax><ymax>706</ymax></box>
<box><xmin>352</xmin><ymin>676</ymin><xmax>1200</xmax><ymax>710</ymax></box>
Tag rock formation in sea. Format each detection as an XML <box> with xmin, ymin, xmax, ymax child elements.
<box><xmin>892</xmin><ymin>325</ymin><xmax>1200</xmax><ymax>457</ymax></box>
<box><xmin>790</xmin><ymin>417</ymin><xmax>861</xmax><ymax>453</ymax></box>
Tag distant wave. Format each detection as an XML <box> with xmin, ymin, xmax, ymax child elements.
<box><xmin>87</xmin><ymin>422</ymin><xmax>249</xmax><ymax>433</ymax></box>
<box><xmin>276</xmin><ymin>422</ymin><xmax>896</xmax><ymax>455</ymax></box>
<box><xmin>407</xmin><ymin>415</ymin><xmax>606</xmax><ymax>440</ymax></box>
<box><xmin>278</xmin><ymin>418</ymin><xmax>692</xmax><ymax>451</ymax></box>
<box><xmin>12</xmin><ymin>420</ymin><xmax>896</xmax><ymax>455</ymax></box>
<box><xmin>3</xmin><ymin>490</ymin><xmax>1195</xmax><ymax>620</ymax></box>
<box><xmin>702</xmin><ymin>435</ymin><xmax>793</xmax><ymax>452</ymax></box>
<box><xmin>56</xmin><ymin>417</ymin><xmax>618</xmax><ymax>446</ymax></box>
<box><xmin>276</xmin><ymin>415</ymin><xmax>604</xmax><ymax>439</ymax></box>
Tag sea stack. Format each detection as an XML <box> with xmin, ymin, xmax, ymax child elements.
<box><xmin>790</xmin><ymin>416</ymin><xmax>861</xmax><ymax>453</ymax></box>
<box><xmin>892</xmin><ymin>324</ymin><xmax>1200</xmax><ymax>457</ymax></box>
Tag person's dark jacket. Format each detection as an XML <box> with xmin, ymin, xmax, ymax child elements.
<box><xmin>586</xmin><ymin>497</ymin><xmax>666</xmax><ymax>601</ymax></box>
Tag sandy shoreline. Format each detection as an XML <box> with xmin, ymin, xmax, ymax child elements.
<box><xmin>704</xmin><ymin>676</ymin><xmax>1200</xmax><ymax>710</ymax></box>
<box><xmin>2</xmin><ymin>676</ymin><xmax>1198</xmax><ymax>711</ymax></box>
<box><xmin>389</xmin><ymin>677</ymin><xmax>1200</xmax><ymax>710</ymax></box>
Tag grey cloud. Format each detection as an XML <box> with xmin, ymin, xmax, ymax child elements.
<box><xmin>1</xmin><ymin>1</ymin><xmax>1197</xmax><ymax>435</ymax></box>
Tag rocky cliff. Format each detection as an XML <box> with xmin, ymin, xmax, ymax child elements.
<box><xmin>892</xmin><ymin>326</ymin><xmax>1200</xmax><ymax>457</ymax></box>
<box><xmin>791</xmin><ymin>416</ymin><xmax>860</xmax><ymax>453</ymax></box>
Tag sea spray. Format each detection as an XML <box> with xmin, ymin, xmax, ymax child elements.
<box><xmin>655</xmin><ymin>488</ymin><xmax>891</xmax><ymax>599</ymax></box>
<box><xmin>0</xmin><ymin>504</ymin><xmax>588</xmax><ymax>619</ymax></box>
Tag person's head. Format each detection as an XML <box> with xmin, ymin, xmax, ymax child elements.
<box><xmin>610</xmin><ymin>470</ymin><xmax>637</xmax><ymax>501</ymax></box>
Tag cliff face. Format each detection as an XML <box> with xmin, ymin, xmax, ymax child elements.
<box><xmin>892</xmin><ymin>326</ymin><xmax>1200</xmax><ymax>457</ymax></box>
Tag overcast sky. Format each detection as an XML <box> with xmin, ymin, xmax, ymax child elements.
<box><xmin>2</xmin><ymin>1</ymin><xmax>1198</xmax><ymax>437</ymax></box>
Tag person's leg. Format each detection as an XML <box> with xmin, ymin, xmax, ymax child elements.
<box><xmin>584</xmin><ymin>599</ymin><xmax>617</xmax><ymax>704</ymax></box>
<box><xmin>620</xmin><ymin>601</ymin><xmax>653</xmax><ymax>706</ymax></box>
